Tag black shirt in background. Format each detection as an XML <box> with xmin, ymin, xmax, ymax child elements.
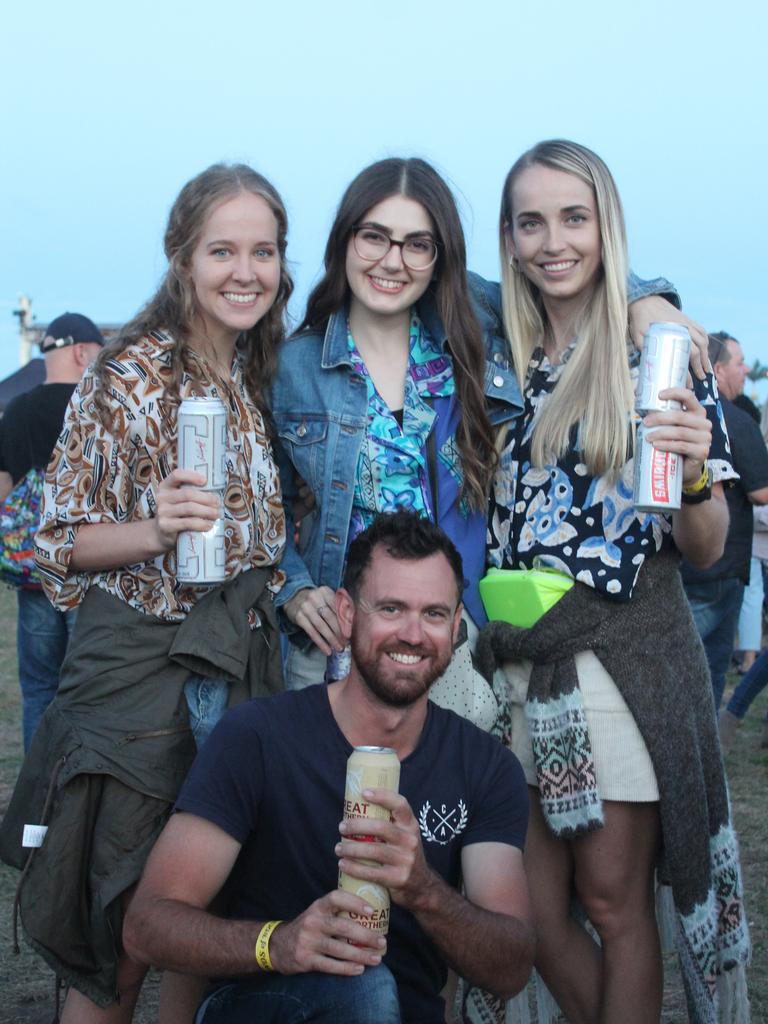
<box><xmin>682</xmin><ymin>397</ymin><xmax>768</xmax><ymax>585</ymax></box>
<box><xmin>0</xmin><ymin>383</ymin><xmax>76</xmax><ymax>484</ymax></box>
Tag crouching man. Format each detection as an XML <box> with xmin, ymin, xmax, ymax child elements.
<box><xmin>124</xmin><ymin>511</ymin><xmax>534</xmax><ymax>1023</ymax></box>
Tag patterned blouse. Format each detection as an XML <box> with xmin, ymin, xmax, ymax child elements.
<box><xmin>347</xmin><ymin>314</ymin><xmax>460</xmax><ymax>543</ymax></box>
<box><xmin>36</xmin><ymin>330</ymin><xmax>285</xmax><ymax>621</ymax></box>
<box><xmin>487</xmin><ymin>340</ymin><xmax>736</xmax><ymax>601</ymax></box>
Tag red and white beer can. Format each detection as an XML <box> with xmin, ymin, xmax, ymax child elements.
<box><xmin>635</xmin><ymin>322</ymin><xmax>692</xmax><ymax>414</ymax></box>
<box><xmin>633</xmin><ymin>423</ymin><xmax>682</xmax><ymax>512</ymax></box>
<box><xmin>177</xmin><ymin>397</ymin><xmax>228</xmax><ymax>491</ymax></box>
<box><xmin>338</xmin><ymin>746</ymin><xmax>401</xmax><ymax>939</ymax></box>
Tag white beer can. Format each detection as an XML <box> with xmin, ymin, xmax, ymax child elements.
<box><xmin>176</xmin><ymin>516</ymin><xmax>226</xmax><ymax>584</ymax></box>
<box><xmin>177</xmin><ymin>397</ymin><xmax>228</xmax><ymax>491</ymax></box>
<box><xmin>635</xmin><ymin>322</ymin><xmax>692</xmax><ymax>414</ymax></box>
<box><xmin>338</xmin><ymin>746</ymin><xmax>401</xmax><ymax>939</ymax></box>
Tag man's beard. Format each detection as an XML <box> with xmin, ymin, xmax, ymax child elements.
<box><xmin>350</xmin><ymin>631</ymin><xmax>452</xmax><ymax>708</ymax></box>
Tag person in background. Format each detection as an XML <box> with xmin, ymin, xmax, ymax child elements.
<box><xmin>483</xmin><ymin>140</ymin><xmax>747</xmax><ymax>1024</ymax></box>
<box><xmin>0</xmin><ymin>312</ymin><xmax>104</xmax><ymax>749</ymax></box>
<box><xmin>732</xmin><ymin>390</ymin><xmax>764</xmax><ymax>674</ymax></box>
<box><xmin>719</xmin><ymin>617</ymin><xmax>768</xmax><ymax>751</ymax></box>
<box><xmin>0</xmin><ymin>163</ymin><xmax>291</xmax><ymax>1024</ymax></box>
<box><xmin>720</xmin><ymin>398</ymin><xmax>768</xmax><ymax>751</ymax></box>
<box><xmin>682</xmin><ymin>331</ymin><xmax>768</xmax><ymax>710</ymax></box>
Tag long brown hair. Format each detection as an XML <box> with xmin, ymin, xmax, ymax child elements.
<box><xmin>93</xmin><ymin>163</ymin><xmax>293</xmax><ymax>425</ymax></box>
<box><xmin>300</xmin><ymin>157</ymin><xmax>495</xmax><ymax>510</ymax></box>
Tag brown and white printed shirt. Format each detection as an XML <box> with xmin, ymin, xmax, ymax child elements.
<box><xmin>36</xmin><ymin>330</ymin><xmax>285</xmax><ymax>621</ymax></box>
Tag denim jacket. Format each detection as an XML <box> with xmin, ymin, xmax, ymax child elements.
<box><xmin>270</xmin><ymin>270</ymin><xmax>678</xmax><ymax>639</ymax></box>
<box><xmin>270</xmin><ymin>273</ymin><xmax>524</xmax><ymax>632</ymax></box>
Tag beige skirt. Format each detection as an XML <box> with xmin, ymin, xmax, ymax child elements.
<box><xmin>499</xmin><ymin>650</ymin><xmax>659</xmax><ymax>801</ymax></box>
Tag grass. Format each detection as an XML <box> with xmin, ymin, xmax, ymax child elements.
<box><xmin>0</xmin><ymin>585</ymin><xmax>765</xmax><ymax>1023</ymax></box>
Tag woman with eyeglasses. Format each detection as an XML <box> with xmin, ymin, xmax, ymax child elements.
<box><xmin>270</xmin><ymin>157</ymin><xmax>690</xmax><ymax>702</ymax></box>
<box><xmin>480</xmin><ymin>140</ymin><xmax>747</xmax><ymax>1023</ymax></box>
<box><xmin>271</xmin><ymin>158</ymin><xmax>516</xmax><ymax>704</ymax></box>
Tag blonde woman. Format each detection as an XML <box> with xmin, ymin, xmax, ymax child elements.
<box><xmin>480</xmin><ymin>141</ymin><xmax>749</xmax><ymax>1023</ymax></box>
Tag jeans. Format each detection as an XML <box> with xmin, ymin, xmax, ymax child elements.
<box><xmin>727</xmin><ymin>646</ymin><xmax>768</xmax><ymax>719</ymax></box>
<box><xmin>737</xmin><ymin>556</ymin><xmax>764</xmax><ymax>651</ymax></box>
<box><xmin>183</xmin><ymin>675</ymin><xmax>230</xmax><ymax>748</ymax></box>
<box><xmin>17</xmin><ymin>588</ymin><xmax>78</xmax><ymax>751</ymax></box>
<box><xmin>196</xmin><ymin>964</ymin><xmax>401</xmax><ymax>1024</ymax></box>
<box><xmin>685</xmin><ymin>577</ymin><xmax>745</xmax><ymax>711</ymax></box>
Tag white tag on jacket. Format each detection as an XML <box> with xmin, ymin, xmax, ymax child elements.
<box><xmin>22</xmin><ymin>824</ymin><xmax>48</xmax><ymax>848</ymax></box>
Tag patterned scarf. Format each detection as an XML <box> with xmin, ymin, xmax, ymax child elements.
<box><xmin>472</xmin><ymin>550</ymin><xmax>750</xmax><ymax>1023</ymax></box>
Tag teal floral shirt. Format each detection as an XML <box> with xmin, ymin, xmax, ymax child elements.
<box><xmin>348</xmin><ymin>314</ymin><xmax>457</xmax><ymax>544</ymax></box>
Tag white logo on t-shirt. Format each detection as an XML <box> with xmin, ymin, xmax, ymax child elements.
<box><xmin>418</xmin><ymin>799</ymin><xmax>468</xmax><ymax>845</ymax></box>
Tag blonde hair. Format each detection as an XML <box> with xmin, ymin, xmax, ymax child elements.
<box><xmin>499</xmin><ymin>140</ymin><xmax>633</xmax><ymax>477</ymax></box>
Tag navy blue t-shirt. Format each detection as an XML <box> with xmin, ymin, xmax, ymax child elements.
<box><xmin>176</xmin><ymin>684</ymin><xmax>528</xmax><ymax>1023</ymax></box>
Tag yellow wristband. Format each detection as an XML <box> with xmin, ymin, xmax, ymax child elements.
<box><xmin>683</xmin><ymin>464</ymin><xmax>710</xmax><ymax>495</ymax></box>
<box><xmin>255</xmin><ymin>920</ymin><xmax>282</xmax><ymax>972</ymax></box>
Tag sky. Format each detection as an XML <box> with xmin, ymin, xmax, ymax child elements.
<box><xmin>2</xmin><ymin>1</ymin><xmax>766</xmax><ymax>394</ymax></box>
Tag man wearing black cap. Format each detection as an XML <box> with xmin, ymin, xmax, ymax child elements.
<box><xmin>0</xmin><ymin>312</ymin><xmax>105</xmax><ymax>749</ymax></box>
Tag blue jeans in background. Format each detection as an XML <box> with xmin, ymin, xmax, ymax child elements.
<box><xmin>727</xmin><ymin>646</ymin><xmax>768</xmax><ymax>720</ymax></box>
<box><xmin>17</xmin><ymin>588</ymin><xmax>78</xmax><ymax>751</ymax></box>
<box><xmin>196</xmin><ymin>964</ymin><xmax>401</xmax><ymax>1024</ymax></box>
<box><xmin>183</xmin><ymin>674</ymin><xmax>230</xmax><ymax>749</ymax></box>
<box><xmin>685</xmin><ymin>577</ymin><xmax>745</xmax><ymax>711</ymax></box>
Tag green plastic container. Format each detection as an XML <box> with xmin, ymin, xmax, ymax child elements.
<box><xmin>479</xmin><ymin>568</ymin><xmax>574</xmax><ymax>628</ymax></box>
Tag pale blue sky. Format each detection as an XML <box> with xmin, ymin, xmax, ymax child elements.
<box><xmin>2</xmin><ymin>1</ymin><xmax>766</xmax><ymax>392</ymax></box>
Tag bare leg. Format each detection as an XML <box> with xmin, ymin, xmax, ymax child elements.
<box><xmin>524</xmin><ymin>789</ymin><xmax>602</xmax><ymax>1024</ymax></box>
<box><xmin>60</xmin><ymin>953</ymin><xmax>147</xmax><ymax>1024</ymax></box>
<box><xmin>159</xmin><ymin>972</ymin><xmax>208</xmax><ymax>1024</ymax></box>
<box><xmin>572</xmin><ymin>801</ymin><xmax>662</xmax><ymax>1024</ymax></box>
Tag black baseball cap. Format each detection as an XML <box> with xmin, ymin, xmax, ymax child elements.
<box><xmin>40</xmin><ymin>312</ymin><xmax>105</xmax><ymax>353</ymax></box>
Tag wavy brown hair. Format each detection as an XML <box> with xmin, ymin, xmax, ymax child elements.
<box><xmin>93</xmin><ymin>163</ymin><xmax>293</xmax><ymax>426</ymax></box>
<box><xmin>299</xmin><ymin>157</ymin><xmax>496</xmax><ymax>510</ymax></box>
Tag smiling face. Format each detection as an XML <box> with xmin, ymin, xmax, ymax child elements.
<box><xmin>345</xmin><ymin>195</ymin><xmax>436</xmax><ymax>321</ymax></box>
<box><xmin>340</xmin><ymin>545</ymin><xmax>461</xmax><ymax>708</ymax></box>
<box><xmin>188</xmin><ymin>191</ymin><xmax>281</xmax><ymax>353</ymax></box>
<box><xmin>507</xmin><ymin>163</ymin><xmax>602</xmax><ymax>312</ymax></box>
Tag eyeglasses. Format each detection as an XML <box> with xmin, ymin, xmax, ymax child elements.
<box><xmin>352</xmin><ymin>226</ymin><xmax>438</xmax><ymax>270</ymax></box>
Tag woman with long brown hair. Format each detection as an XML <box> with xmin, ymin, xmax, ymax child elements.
<box><xmin>271</xmin><ymin>157</ymin><xmax>522</xmax><ymax>699</ymax></box>
<box><xmin>5</xmin><ymin>162</ymin><xmax>292</xmax><ymax>1023</ymax></box>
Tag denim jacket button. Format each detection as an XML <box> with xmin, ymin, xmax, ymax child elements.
<box><xmin>296</xmin><ymin>423</ymin><xmax>307</xmax><ymax>438</ymax></box>
<box><xmin>493</xmin><ymin>352</ymin><xmax>505</xmax><ymax>365</ymax></box>
<box><xmin>493</xmin><ymin>374</ymin><xmax>504</xmax><ymax>388</ymax></box>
